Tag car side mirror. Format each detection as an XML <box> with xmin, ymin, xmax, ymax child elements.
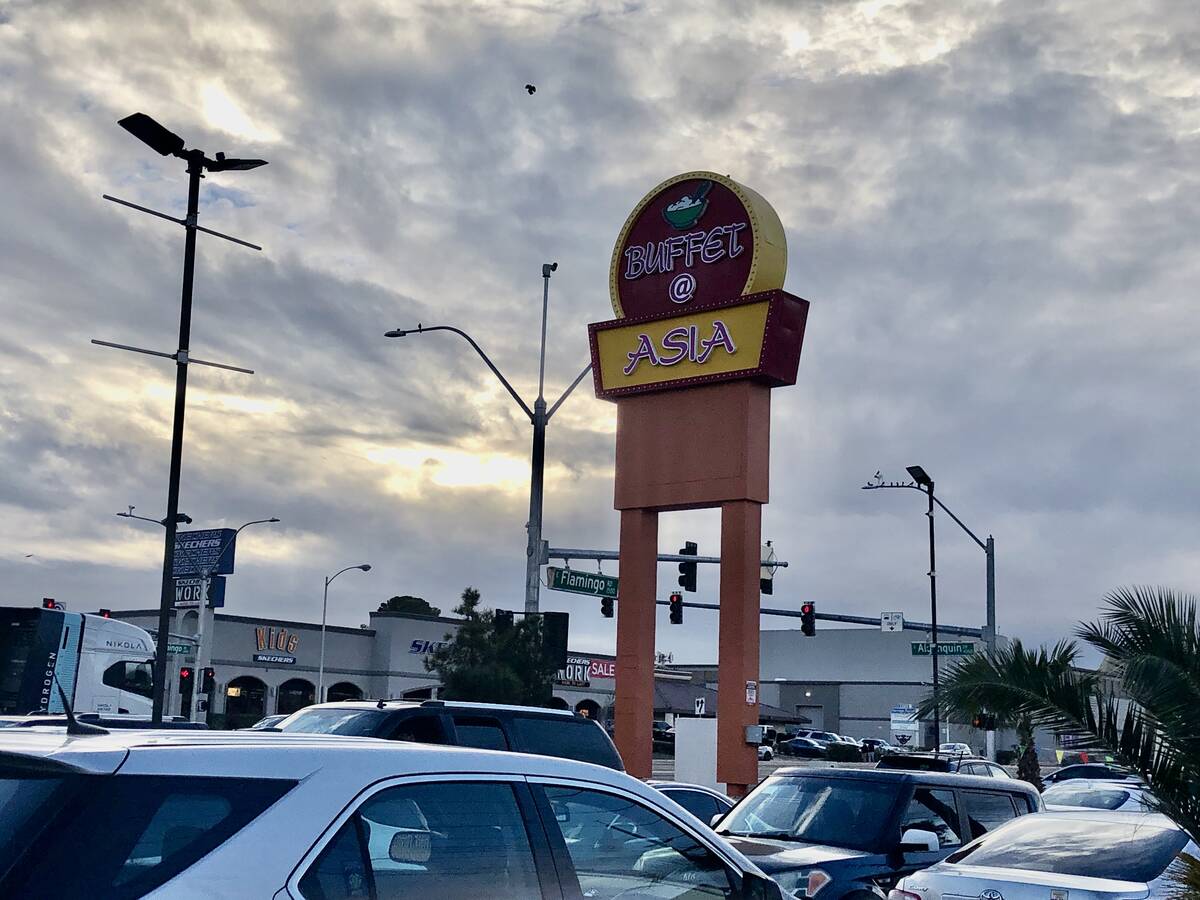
<box><xmin>899</xmin><ymin>828</ymin><xmax>939</xmax><ymax>853</ymax></box>
<box><xmin>389</xmin><ymin>831</ymin><xmax>432</xmax><ymax>864</ymax></box>
<box><xmin>742</xmin><ymin>870</ymin><xmax>786</xmax><ymax>900</ymax></box>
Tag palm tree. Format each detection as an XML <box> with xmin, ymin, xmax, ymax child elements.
<box><xmin>920</xmin><ymin>586</ymin><xmax>1200</xmax><ymax>847</ymax></box>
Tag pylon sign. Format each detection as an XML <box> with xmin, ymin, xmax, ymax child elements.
<box><xmin>591</xmin><ymin>170</ymin><xmax>809</xmax><ymax>795</ymax></box>
<box><xmin>590</xmin><ymin>172</ymin><xmax>807</xmax><ymax>399</ymax></box>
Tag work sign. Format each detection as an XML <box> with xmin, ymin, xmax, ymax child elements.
<box><xmin>547</xmin><ymin>566</ymin><xmax>619</xmax><ymax>598</ymax></box>
<box><xmin>911</xmin><ymin>641</ymin><xmax>976</xmax><ymax>657</ymax></box>
<box><xmin>174</xmin><ymin>575</ymin><xmax>227</xmax><ymax>609</ymax></box>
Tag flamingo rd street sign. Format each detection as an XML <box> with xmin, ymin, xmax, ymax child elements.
<box><xmin>911</xmin><ymin>641</ymin><xmax>976</xmax><ymax>656</ymax></box>
<box><xmin>547</xmin><ymin>566</ymin><xmax>619</xmax><ymax>598</ymax></box>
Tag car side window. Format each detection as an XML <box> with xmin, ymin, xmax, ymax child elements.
<box><xmin>900</xmin><ymin>788</ymin><xmax>963</xmax><ymax>849</ymax></box>
<box><xmin>298</xmin><ymin>781</ymin><xmax>541</xmax><ymax>900</ymax></box>
<box><xmin>541</xmin><ymin>784</ymin><xmax>737</xmax><ymax>898</ymax></box>
<box><xmin>452</xmin><ymin>715</ymin><xmax>510</xmax><ymax>751</ymax></box>
<box><xmin>963</xmin><ymin>791</ymin><xmax>1019</xmax><ymax>839</ymax></box>
<box><xmin>391</xmin><ymin>714</ymin><xmax>448</xmax><ymax>745</ymax></box>
<box><xmin>669</xmin><ymin>790</ymin><xmax>722</xmax><ymax>823</ymax></box>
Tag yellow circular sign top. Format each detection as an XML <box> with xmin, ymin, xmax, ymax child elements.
<box><xmin>608</xmin><ymin>171</ymin><xmax>787</xmax><ymax>319</ymax></box>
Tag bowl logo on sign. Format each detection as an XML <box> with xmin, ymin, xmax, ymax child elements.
<box><xmin>662</xmin><ymin>179</ymin><xmax>713</xmax><ymax>230</ymax></box>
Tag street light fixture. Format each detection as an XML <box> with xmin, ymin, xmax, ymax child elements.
<box><xmin>117</xmin><ymin>505</ymin><xmax>193</xmax><ymax>527</ymax></box>
<box><xmin>319</xmin><ymin>564</ymin><xmax>372</xmax><ymax>702</ymax></box>
<box><xmin>98</xmin><ymin>112</ymin><xmax>267</xmax><ymax>724</ymax></box>
<box><xmin>864</xmin><ymin>468</ymin><xmax>998</xmax><ymax>755</ymax></box>
<box><xmin>386</xmin><ymin>264</ymin><xmax>592</xmax><ymax>615</ymax></box>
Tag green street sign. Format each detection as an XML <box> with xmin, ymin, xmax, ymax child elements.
<box><xmin>166</xmin><ymin>642</ymin><xmax>194</xmax><ymax>655</ymax></box>
<box><xmin>548</xmin><ymin>566</ymin><xmax>619</xmax><ymax>598</ymax></box>
<box><xmin>911</xmin><ymin>641</ymin><xmax>976</xmax><ymax>657</ymax></box>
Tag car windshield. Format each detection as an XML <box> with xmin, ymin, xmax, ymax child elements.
<box><xmin>278</xmin><ymin>707</ymin><xmax>391</xmax><ymax>735</ymax></box>
<box><xmin>718</xmin><ymin>776</ymin><xmax>897</xmax><ymax>851</ymax></box>
<box><xmin>1042</xmin><ymin>784</ymin><xmax>1134</xmax><ymax>811</ymax></box>
<box><xmin>946</xmin><ymin>817</ymin><xmax>1187</xmax><ymax>882</ymax></box>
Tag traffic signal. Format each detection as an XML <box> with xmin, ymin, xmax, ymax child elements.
<box><xmin>494</xmin><ymin>609</ymin><xmax>514</xmax><ymax>633</ymax></box>
<box><xmin>202</xmin><ymin>667</ymin><xmax>216</xmax><ymax>694</ymax></box>
<box><xmin>178</xmin><ymin>667</ymin><xmax>194</xmax><ymax>693</ymax></box>
<box><xmin>542</xmin><ymin>611</ymin><xmax>569</xmax><ymax>669</ymax></box>
<box><xmin>98</xmin><ymin>608</ymin><xmax>111</xmax><ymax>618</ymax></box>
<box><xmin>760</xmin><ymin>575</ymin><xmax>773</xmax><ymax>595</ymax></box>
<box><xmin>800</xmin><ymin>602</ymin><xmax>816</xmax><ymax>637</ymax></box>
<box><xmin>669</xmin><ymin>592</ymin><xmax>684</xmax><ymax>625</ymax></box>
<box><xmin>677</xmin><ymin>541</ymin><xmax>698</xmax><ymax>592</ymax></box>
<box><xmin>601</xmin><ymin>596</ymin><xmax>614</xmax><ymax>618</ymax></box>
<box><xmin>972</xmin><ymin>712</ymin><xmax>997</xmax><ymax>730</ymax></box>
<box><xmin>41</xmin><ymin>598</ymin><xmax>58</xmax><ymax>610</ymax></box>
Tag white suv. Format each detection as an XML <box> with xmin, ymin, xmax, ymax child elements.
<box><xmin>0</xmin><ymin>728</ymin><xmax>784</xmax><ymax>899</ymax></box>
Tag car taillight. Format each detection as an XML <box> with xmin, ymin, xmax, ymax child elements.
<box><xmin>888</xmin><ymin>890</ymin><xmax>922</xmax><ymax>900</ymax></box>
<box><xmin>806</xmin><ymin>870</ymin><xmax>832</xmax><ymax>897</ymax></box>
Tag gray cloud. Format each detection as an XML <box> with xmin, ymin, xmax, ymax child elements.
<box><xmin>1</xmin><ymin>0</ymin><xmax>1197</xmax><ymax>668</ymax></box>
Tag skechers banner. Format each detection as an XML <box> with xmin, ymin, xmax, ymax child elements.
<box><xmin>591</xmin><ymin>171</ymin><xmax>808</xmax><ymax>399</ymax></box>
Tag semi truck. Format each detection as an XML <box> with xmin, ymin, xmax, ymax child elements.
<box><xmin>0</xmin><ymin>604</ymin><xmax>156</xmax><ymax>716</ymax></box>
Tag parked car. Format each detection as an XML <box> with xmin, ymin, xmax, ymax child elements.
<box><xmin>242</xmin><ymin>713</ymin><xmax>288</xmax><ymax>730</ymax></box>
<box><xmin>893</xmin><ymin>811</ymin><xmax>1195</xmax><ymax>900</ymax></box>
<box><xmin>0</xmin><ymin>728</ymin><xmax>787</xmax><ymax>898</ymax></box>
<box><xmin>878</xmin><ymin>752</ymin><xmax>1011</xmax><ymax>778</ymax></box>
<box><xmin>792</xmin><ymin>730</ymin><xmax>849</xmax><ymax>748</ymax></box>
<box><xmin>651</xmin><ymin>718</ymin><xmax>676</xmax><ymax>749</ymax></box>
<box><xmin>937</xmin><ymin>742</ymin><xmax>973</xmax><ymax>756</ymax></box>
<box><xmin>1042</xmin><ymin>761</ymin><xmax>1143</xmax><ymax>785</ymax></box>
<box><xmin>649</xmin><ymin>780</ymin><xmax>736</xmax><ymax>823</ymax></box>
<box><xmin>273</xmin><ymin>698</ymin><xmax>624</xmax><ymax>770</ymax></box>
<box><xmin>860</xmin><ymin>738</ymin><xmax>896</xmax><ymax>756</ymax></box>
<box><xmin>714</xmin><ymin>766</ymin><xmax>1040</xmax><ymax>899</ymax></box>
<box><xmin>1042</xmin><ymin>779</ymin><xmax>1154</xmax><ymax>813</ymax></box>
<box><xmin>779</xmin><ymin>736</ymin><xmax>827</xmax><ymax>758</ymax></box>
<box><xmin>758</xmin><ymin>744</ymin><xmax>775</xmax><ymax>761</ymax></box>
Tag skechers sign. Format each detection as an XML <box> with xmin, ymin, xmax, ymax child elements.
<box><xmin>591</xmin><ymin>172</ymin><xmax>808</xmax><ymax>399</ymax></box>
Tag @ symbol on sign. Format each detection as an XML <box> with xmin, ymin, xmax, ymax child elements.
<box><xmin>979</xmin><ymin>891</ymin><xmax>1004</xmax><ymax>900</ymax></box>
<box><xmin>669</xmin><ymin>272</ymin><xmax>696</xmax><ymax>304</ymax></box>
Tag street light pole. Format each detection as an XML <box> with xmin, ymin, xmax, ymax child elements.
<box><xmin>319</xmin><ymin>564</ymin><xmax>371</xmax><ymax>702</ymax></box>
<box><xmin>863</xmin><ymin>469</ymin><xmax>998</xmax><ymax>755</ymax></box>
<box><xmin>193</xmin><ymin>517</ymin><xmax>279</xmax><ymax>722</ymax></box>
<box><xmin>386</xmin><ymin>264</ymin><xmax>592</xmax><ymax>616</ymax></box>
<box><xmin>916</xmin><ymin>471</ymin><xmax>941</xmax><ymax>750</ymax></box>
<box><xmin>100</xmin><ymin>113</ymin><xmax>266</xmax><ymax>724</ymax></box>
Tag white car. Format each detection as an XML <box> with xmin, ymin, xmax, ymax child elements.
<box><xmin>758</xmin><ymin>743</ymin><xmax>774</xmax><ymax>760</ymax></box>
<box><xmin>0</xmin><ymin>727</ymin><xmax>786</xmax><ymax>898</ymax></box>
<box><xmin>937</xmin><ymin>741</ymin><xmax>973</xmax><ymax>755</ymax></box>
<box><xmin>892</xmin><ymin>811</ymin><xmax>1195</xmax><ymax>900</ymax></box>
<box><xmin>1043</xmin><ymin>778</ymin><xmax>1155</xmax><ymax>813</ymax></box>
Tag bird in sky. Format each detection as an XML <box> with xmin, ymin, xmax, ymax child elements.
<box><xmin>525</xmin><ymin>83</ymin><xmax>536</xmax><ymax>95</ymax></box>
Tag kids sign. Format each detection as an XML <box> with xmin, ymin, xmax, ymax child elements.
<box><xmin>591</xmin><ymin>172</ymin><xmax>807</xmax><ymax>400</ymax></box>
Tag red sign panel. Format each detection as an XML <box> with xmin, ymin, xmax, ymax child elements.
<box><xmin>589</xmin><ymin>659</ymin><xmax>616</xmax><ymax>679</ymax></box>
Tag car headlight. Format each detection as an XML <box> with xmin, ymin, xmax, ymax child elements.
<box><xmin>775</xmin><ymin>869</ymin><xmax>832</xmax><ymax>898</ymax></box>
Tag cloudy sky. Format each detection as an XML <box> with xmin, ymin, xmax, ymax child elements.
<box><xmin>1</xmin><ymin>0</ymin><xmax>1196</xmax><ymax>665</ymax></box>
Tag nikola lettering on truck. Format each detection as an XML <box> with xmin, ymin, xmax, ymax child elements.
<box><xmin>0</xmin><ymin>605</ymin><xmax>156</xmax><ymax>715</ymax></box>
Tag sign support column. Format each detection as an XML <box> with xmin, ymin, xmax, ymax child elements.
<box><xmin>614</xmin><ymin>507</ymin><xmax>658</xmax><ymax>779</ymax></box>
<box><xmin>718</xmin><ymin>499</ymin><xmax>761</xmax><ymax>797</ymax></box>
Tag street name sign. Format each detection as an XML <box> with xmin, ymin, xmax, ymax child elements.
<box><xmin>547</xmin><ymin>566</ymin><xmax>619</xmax><ymax>598</ymax></box>
<box><xmin>911</xmin><ymin>641</ymin><xmax>975</xmax><ymax>657</ymax></box>
<box><xmin>173</xmin><ymin>528</ymin><xmax>236</xmax><ymax>577</ymax></box>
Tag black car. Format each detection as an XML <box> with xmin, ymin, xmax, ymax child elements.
<box><xmin>273</xmin><ymin>698</ymin><xmax>625</xmax><ymax>770</ymax></box>
<box><xmin>779</xmin><ymin>736</ymin><xmax>827</xmax><ymax>758</ymax></box>
<box><xmin>877</xmin><ymin>752</ymin><xmax>1011</xmax><ymax>778</ymax></box>
<box><xmin>1042</xmin><ymin>762</ymin><xmax>1143</xmax><ymax>784</ymax></box>
<box><xmin>713</xmin><ymin>767</ymin><xmax>1041</xmax><ymax>899</ymax></box>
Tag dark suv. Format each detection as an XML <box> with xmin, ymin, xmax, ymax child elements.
<box><xmin>877</xmin><ymin>752</ymin><xmax>1011</xmax><ymax>778</ymax></box>
<box><xmin>714</xmin><ymin>767</ymin><xmax>1040</xmax><ymax>899</ymax></box>
<box><xmin>273</xmin><ymin>699</ymin><xmax>624</xmax><ymax>770</ymax></box>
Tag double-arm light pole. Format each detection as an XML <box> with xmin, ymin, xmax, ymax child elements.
<box><xmin>99</xmin><ymin>113</ymin><xmax>266</xmax><ymax>723</ymax></box>
<box><xmin>863</xmin><ymin>466</ymin><xmax>997</xmax><ymax>755</ymax></box>
<box><xmin>319</xmin><ymin>564</ymin><xmax>372</xmax><ymax>702</ymax></box>
<box><xmin>386</xmin><ymin>264</ymin><xmax>591</xmax><ymax>614</ymax></box>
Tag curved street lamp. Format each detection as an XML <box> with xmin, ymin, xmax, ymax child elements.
<box><xmin>319</xmin><ymin>564</ymin><xmax>372</xmax><ymax>702</ymax></box>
